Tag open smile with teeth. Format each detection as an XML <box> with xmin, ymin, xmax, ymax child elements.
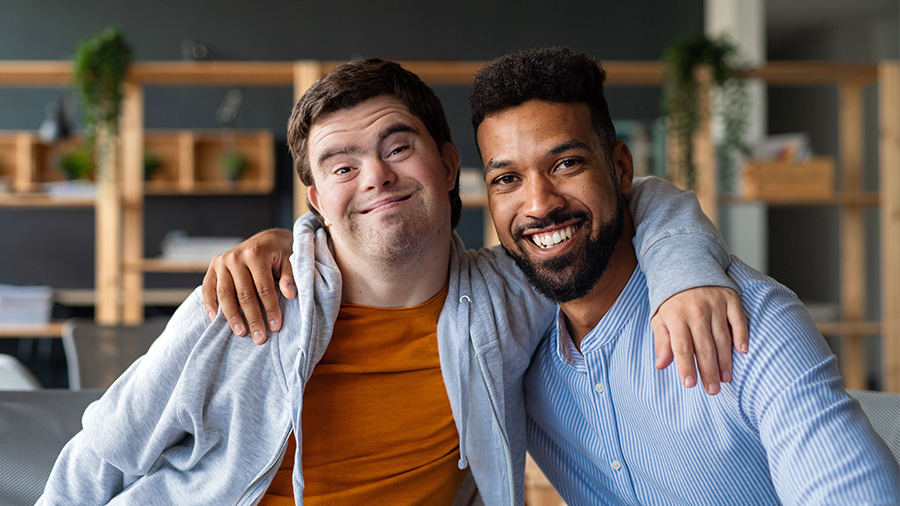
<box><xmin>528</xmin><ymin>225</ymin><xmax>578</xmax><ymax>249</ymax></box>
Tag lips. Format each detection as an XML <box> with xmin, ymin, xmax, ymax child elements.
<box><xmin>359</xmin><ymin>194</ymin><xmax>412</xmax><ymax>214</ymax></box>
<box><xmin>527</xmin><ymin>224</ymin><xmax>579</xmax><ymax>249</ymax></box>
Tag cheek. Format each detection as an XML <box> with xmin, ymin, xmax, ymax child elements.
<box><xmin>488</xmin><ymin>200</ymin><xmax>515</xmax><ymax>237</ymax></box>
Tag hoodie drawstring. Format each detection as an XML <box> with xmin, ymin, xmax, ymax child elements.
<box><xmin>456</xmin><ymin>294</ymin><xmax>472</xmax><ymax>469</ymax></box>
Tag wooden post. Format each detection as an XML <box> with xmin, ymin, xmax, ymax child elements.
<box><xmin>178</xmin><ymin>131</ymin><xmax>194</xmax><ymax>193</ymax></box>
<box><xmin>292</xmin><ymin>61</ymin><xmax>323</xmax><ymax>220</ymax></box>
<box><xmin>838</xmin><ymin>79</ymin><xmax>867</xmax><ymax>389</ymax></box>
<box><xmin>95</xmin><ymin>123</ymin><xmax>122</xmax><ymax>324</ymax></box>
<box><xmin>121</xmin><ymin>80</ymin><xmax>145</xmax><ymax>324</ymax></box>
<box><xmin>879</xmin><ymin>61</ymin><xmax>900</xmax><ymax>392</ymax></box>
<box><xmin>692</xmin><ymin>66</ymin><xmax>718</xmax><ymax>226</ymax></box>
<box><xmin>14</xmin><ymin>133</ymin><xmax>34</xmax><ymax>192</ymax></box>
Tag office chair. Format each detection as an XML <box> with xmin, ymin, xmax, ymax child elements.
<box><xmin>62</xmin><ymin>317</ymin><xmax>169</xmax><ymax>390</ymax></box>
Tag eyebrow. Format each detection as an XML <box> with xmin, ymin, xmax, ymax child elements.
<box><xmin>315</xmin><ymin>122</ymin><xmax>419</xmax><ymax>168</ymax></box>
<box><xmin>484</xmin><ymin>138</ymin><xmax>592</xmax><ymax>174</ymax></box>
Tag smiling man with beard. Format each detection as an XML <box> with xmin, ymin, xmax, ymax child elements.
<box><xmin>471</xmin><ymin>47</ymin><xmax>899</xmax><ymax>505</ymax></box>
<box><xmin>38</xmin><ymin>57</ymin><xmax>749</xmax><ymax>506</ymax></box>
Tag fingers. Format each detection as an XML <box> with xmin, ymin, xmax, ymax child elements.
<box><xmin>711</xmin><ymin>302</ymin><xmax>733</xmax><ymax>384</ymax></box>
<box><xmin>727</xmin><ymin>292</ymin><xmax>750</xmax><ymax>354</ymax></box>
<box><xmin>230</xmin><ymin>262</ymin><xmax>268</xmax><ymax>344</ymax></box>
<box><xmin>278</xmin><ymin>259</ymin><xmax>297</xmax><ymax>300</ymax></box>
<box><xmin>651</xmin><ymin>316</ymin><xmax>674</xmax><ymax>370</ymax></box>
<box><xmin>201</xmin><ymin>264</ymin><xmax>219</xmax><ymax>321</ymax></box>
<box><xmin>213</xmin><ymin>264</ymin><xmax>248</xmax><ymax>337</ymax></box>
<box><xmin>247</xmin><ymin>258</ymin><xmax>282</xmax><ymax>336</ymax></box>
<box><xmin>667</xmin><ymin>320</ymin><xmax>698</xmax><ymax>390</ymax></box>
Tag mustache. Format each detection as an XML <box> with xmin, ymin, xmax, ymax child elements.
<box><xmin>512</xmin><ymin>210</ymin><xmax>589</xmax><ymax>240</ymax></box>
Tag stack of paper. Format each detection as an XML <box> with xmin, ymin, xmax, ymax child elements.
<box><xmin>160</xmin><ymin>231</ymin><xmax>243</xmax><ymax>262</ymax></box>
<box><xmin>0</xmin><ymin>285</ymin><xmax>53</xmax><ymax>324</ymax></box>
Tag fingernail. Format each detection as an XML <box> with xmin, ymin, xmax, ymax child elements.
<box><xmin>234</xmin><ymin>324</ymin><xmax>245</xmax><ymax>336</ymax></box>
<box><xmin>707</xmin><ymin>382</ymin><xmax>720</xmax><ymax>395</ymax></box>
<box><xmin>684</xmin><ymin>375</ymin><xmax>696</xmax><ymax>388</ymax></box>
<box><xmin>722</xmin><ymin>370</ymin><xmax>732</xmax><ymax>382</ymax></box>
<box><xmin>741</xmin><ymin>342</ymin><xmax>749</xmax><ymax>353</ymax></box>
<box><xmin>207</xmin><ymin>310</ymin><xmax>216</xmax><ymax>321</ymax></box>
<box><xmin>253</xmin><ymin>330</ymin><xmax>264</xmax><ymax>344</ymax></box>
<box><xmin>287</xmin><ymin>282</ymin><xmax>297</xmax><ymax>297</ymax></box>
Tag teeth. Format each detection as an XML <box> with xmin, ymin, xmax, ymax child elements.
<box><xmin>530</xmin><ymin>226</ymin><xmax>576</xmax><ymax>249</ymax></box>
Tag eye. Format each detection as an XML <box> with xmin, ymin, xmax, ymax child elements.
<box><xmin>491</xmin><ymin>174</ymin><xmax>519</xmax><ymax>186</ymax></box>
<box><xmin>388</xmin><ymin>145</ymin><xmax>409</xmax><ymax>157</ymax></box>
<box><xmin>334</xmin><ymin>166</ymin><xmax>353</xmax><ymax>175</ymax></box>
<box><xmin>555</xmin><ymin>158</ymin><xmax>582</xmax><ymax>171</ymax></box>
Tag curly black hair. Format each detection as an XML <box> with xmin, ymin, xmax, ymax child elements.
<box><xmin>469</xmin><ymin>47</ymin><xmax>617</xmax><ymax>160</ymax></box>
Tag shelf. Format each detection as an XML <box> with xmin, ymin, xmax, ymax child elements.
<box><xmin>0</xmin><ymin>193</ymin><xmax>94</xmax><ymax>207</ymax></box>
<box><xmin>817</xmin><ymin>321</ymin><xmax>882</xmax><ymax>336</ymax></box>
<box><xmin>137</xmin><ymin>258</ymin><xmax>211</xmax><ymax>273</ymax></box>
<box><xmin>719</xmin><ymin>192</ymin><xmax>880</xmax><ymax>207</ymax></box>
<box><xmin>55</xmin><ymin>288</ymin><xmax>192</xmax><ymax>307</ymax></box>
<box><xmin>0</xmin><ymin>322</ymin><xmax>65</xmax><ymax>338</ymax></box>
<box><xmin>460</xmin><ymin>194</ymin><xmax>488</xmax><ymax>207</ymax></box>
<box><xmin>0</xmin><ymin>129</ymin><xmax>275</xmax><ymax>201</ymax></box>
<box><xmin>142</xmin><ymin>130</ymin><xmax>275</xmax><ymax>195</ymax></box>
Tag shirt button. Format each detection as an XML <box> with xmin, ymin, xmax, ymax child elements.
<box><xmin>594</xmin><ymin>383</ymin><xmax>605</xmax><ymax>393</ymax></box>
<box><xmin>611</xmin><ymin>460</ymin><xmax>621</xmax><ymax>470</ymax></box>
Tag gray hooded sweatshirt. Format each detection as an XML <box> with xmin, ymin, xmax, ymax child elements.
<box><xmin>37</xmin><ymin>177</ymin><xmax>735</xmax><ymax>506</ymax></box>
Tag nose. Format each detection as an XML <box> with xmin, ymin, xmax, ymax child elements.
<box><xmin>362</xmin><ymin>158</ymin><xmax>397</xmax><ymax>190</ymax></box>
<box><xmin>522</xmin><ymin>174</ymin><xmax>564</xmax><ymax>219</ymax></box>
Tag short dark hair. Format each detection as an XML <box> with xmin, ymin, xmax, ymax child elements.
<box><xmin>287</xmin><ymin>58</ymin><xmax>461</xmax><ymax>228</ymax></box>
<box><xmin>469</xmin><ymin>47</ymin><xmax>617</xmax><ymax>159</ymax></box>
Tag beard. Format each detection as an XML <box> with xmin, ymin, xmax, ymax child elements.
<box><xmin>502</xmin><ymin>193</ymin><xmax>624</xmax><ymax>304</ymax></box>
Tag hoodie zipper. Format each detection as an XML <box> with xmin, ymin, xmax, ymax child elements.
<box><xmin>233</xmin><ymin>426</ymin><xmax>292</xmax><ymax>506</ymax></box>
<box><xmin>472</xmin><ymin>345</ymin><xmax>516</xmax><ymax>506</ymax></box>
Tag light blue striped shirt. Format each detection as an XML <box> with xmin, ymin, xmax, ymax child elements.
<box><xmin>524</xmin><ymin>259</ymin><xmax>900</xmax><ymax>505</ymax></box>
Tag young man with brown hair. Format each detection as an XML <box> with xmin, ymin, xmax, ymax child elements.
<box><xmin>40</xmin><ymin>57</ymin><xmax>744</xmax><ymax>506</ymax></box>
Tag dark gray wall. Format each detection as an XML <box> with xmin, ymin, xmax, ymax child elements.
<box><xmin>0</xmin><ymin>0</ymin><xmax>704</xmax><ymax>289</ymax></box>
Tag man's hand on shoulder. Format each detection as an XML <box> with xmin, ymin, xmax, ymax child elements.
<box><xmin>201</xmin><ymin>228</ymin><xmax>296</xmax><ymax>344</ymax></box>
<box><xmin>651</xmin><ymin>286</ymin><xmax>749</xmax><ymax>395</ymax></box>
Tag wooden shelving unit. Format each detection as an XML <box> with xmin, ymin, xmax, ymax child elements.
<box><xmin>687</xmin><ymin>61</ymin><xmax>900</xmax><ymax>392</ymax></box>
<box><xmin>0</xmin><ymin>60</ymin><xmax>897</xmax><ymax>393</ymax></box>
<box><xmin>144</xmin><ymin>130</ymin><xmax>274</xmax><ymax>195</ymax></box>
<box><xmin>0</xmin><ymin>129</ymin><xmax>274</xmax><ymax>196</ymax></box>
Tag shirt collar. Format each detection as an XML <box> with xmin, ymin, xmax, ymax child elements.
<box><xmin>553</xmin><ymin>265</ymin><xmax>647</xmax><ymax>365</ymax></box>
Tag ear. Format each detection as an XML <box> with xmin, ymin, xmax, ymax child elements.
<box><xmin>307</xmin><ymin>185</ymin><xmax>332</xmax><ymax>227</ymax></box>
<box><xmin>612</xmin><ymin>140</ymin><xmax>634</xmax><ymax>194</ymax></box>
<box><xmin>440</xmin><ymin>142</ymin><xmax>461</xmax><ymax>191</ymax></box>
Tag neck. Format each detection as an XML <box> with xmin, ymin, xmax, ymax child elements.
<box><xmin>560</xmin><ymin>207</ymin><xmax>638</xmax><ymax>351</ymax></box>
<box><xmin>333</xmin><ymin>226</ymin><xmax>453</xmax><ymax>308</ymax></box>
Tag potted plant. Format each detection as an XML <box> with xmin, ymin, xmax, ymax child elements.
<box><xmin>144</xmin><ymin>153</ymin><xmax>163</xmax><ymax>181</ymax></box>
<box><xmin>57</xmin><ymin>151</ymin><xmax>95</xmax><ymax>180</ymax></box>
<box><xmin>221</xmin><ymin>151</ymin><xmax>247</xmax><ymax>182</ymax></box>
<box><xmin>661</xmin><ymin>34</ymin><xmax>749</xmax><ymax>191</ymax></box>
<box><xmin>71</xmin><ymin>26</ymin><xmax>133</xmax><ymax>180</ymax></box>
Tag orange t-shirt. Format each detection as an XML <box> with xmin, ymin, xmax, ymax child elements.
<box><xmin>259</xmin><ymin>284</ymin><xmax>465</xmax><ymax>505</ymax></box>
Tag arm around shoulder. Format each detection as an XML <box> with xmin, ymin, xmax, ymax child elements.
<box><xmin>627</xmin><ymin>176</ymin><xmax>737</xmax><ymax>315</ymax></box>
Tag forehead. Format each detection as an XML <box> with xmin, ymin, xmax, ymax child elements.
<box><xmin>308</xmin><ymin>95</ymin><xmax>425</xmax><ymax>153</ymax></box>
<box><xmin>477</xmin><ymin>100</ymin><xmax>595</xmax><ymax>156</ymax></box>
